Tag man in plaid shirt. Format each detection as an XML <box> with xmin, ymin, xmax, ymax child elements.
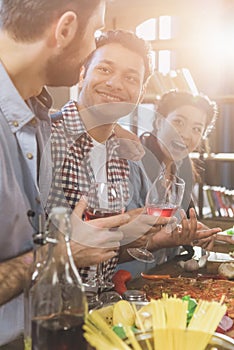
<box><xmin>48</xmin><ymin>30</ymin><xmax>157</xmax><ymax>283</ymax></box>
<box><xmin>48</xmin><ymin>30</ymin><xmax>213</xmax><ymax>285</ymax></box>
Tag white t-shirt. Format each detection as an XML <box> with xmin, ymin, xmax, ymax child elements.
<box><xmin>86</xmin><ymin>138</ymin><xmax>107</xmax><ymax>284</ymax></box>
<box><xmin>89</xmin><ymin>139</ymin><xmax>108</xmax><ymax>208</ymax></box>
<box><xmin>89</xmin><ymin>138</ymin><xmax>107</xmax><ymax>183</ymax></box>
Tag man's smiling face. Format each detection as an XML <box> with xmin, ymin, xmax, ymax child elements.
<box><xmin>78</xmin><ymin>42</ymin><xmax>145</xmax><ymax>121</ymax></box>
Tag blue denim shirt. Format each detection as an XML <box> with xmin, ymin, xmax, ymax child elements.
<box><xmin>0</xmin><ymin>62</ymin><xmax>52</xmax><ymax>345</ymax></box>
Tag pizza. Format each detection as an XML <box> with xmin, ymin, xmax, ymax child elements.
<box><xmin>142</xmin><ymin>277</ymin><xmax>234</xmax><ymax>319</ymax></box>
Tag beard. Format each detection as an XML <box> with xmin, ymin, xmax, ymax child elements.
<box><xmin>45</xmin><ymin>50</ymin><xmax>83</xmax><ymax>87</ymax></box>
<box><xmin>45</xmin><ymin>26</ymin><xmax>87</xmax><ymax>87</ymax></box>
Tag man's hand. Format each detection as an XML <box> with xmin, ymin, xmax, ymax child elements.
<box><xmin>70</xmin><ymin>243</ymin><xmax>120</xmax><ymax>267</ymax></box>
<box><xmin>69</xmin><ymin>198</ymin><xmax>130</xmax><ymax>267</ymax></box>
<box><xmin>120</xmin><ymin>207</ymin><xmax>177</xmax><ymax>245</ymax></box>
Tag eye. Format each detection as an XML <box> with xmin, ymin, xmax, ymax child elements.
<box><xmin>193</xmin><ymin>126</ymin><xmax>204</xmax><ymax>134</ymax></box>
<box><xmin>125</xmin><ymin>75</ymin><xmax>139</xmax><ymax>83</ymax></box>
<box><xmin>172</xmin><ymin>118</ymin><xmax>184</xmax><ymax>127</ymax></box>
<box><xmin>96</xmin><ymin>65</ymin><xmax>111</xmax><ymax>74</ymax></box>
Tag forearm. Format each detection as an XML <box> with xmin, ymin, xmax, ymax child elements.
<box><xmin>0</xmin><ymin>251</ymin><xmax>33</xmax><ymax>306</ymax></box>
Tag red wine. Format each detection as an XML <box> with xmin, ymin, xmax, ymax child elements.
<box><xmin>32</xmin><ymin>313</ymin><xmax>87</xmax><ymax>350</ymax></box>
<box><xmin>85</xmin><ymin>208</ymin><xmax>123</xmax><ymax>221</ymax></box>
<box><xmin>146</xmin><ymin>205</ymin><xmax>178</xmax><ymax>217</ymax></box>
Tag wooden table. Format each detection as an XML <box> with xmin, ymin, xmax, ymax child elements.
<box><xmin>126</xmin><ymin>243</ymin><xmax>234</xmax><ymax>339</ymax></box>
<box><xmin>127</xmin><ymin>240</ymin><xmax>234</xmax><ymax>290</ymax></box>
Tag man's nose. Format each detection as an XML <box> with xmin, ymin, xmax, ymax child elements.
<box><xmin>181</xmin><ymin>125</ymin><xmax>192</xmax><ymax>139</ymax></box>
<box><xmin>105</xmin><ymin>74</ymin><xmax>123</xmax><ymax>90</ymax></box>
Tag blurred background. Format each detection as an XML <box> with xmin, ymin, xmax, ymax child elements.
<box><xmin>48</xmin><ymin>0</ymin><xmax>234</xmax><ymax>219</ymax></box>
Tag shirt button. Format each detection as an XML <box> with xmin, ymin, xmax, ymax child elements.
<box><xmin>26</xmin><ymin>153</ymin><xmax>34</xmax><ymax>159</ymax></box>
<box><xmin>13</xmin><ymin>121</ymin><xmax>19</xmax><ymax>127</ymax></box>
<box><xmin>30</xmin><ymin>118</ymin><xmax>37</xmax><ymax>126</ymax></box>
<box><xmin>35</xmin><ymin>197</ymin><xmax>41</xmax><ymax>204</ymax></box>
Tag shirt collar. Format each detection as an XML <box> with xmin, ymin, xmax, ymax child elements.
<box><xmin>0</xmin><ymin>62</ymin><xmax>51</xmax><ymax>133</ymax></box>
<box><xmin>61</xmin><ymin>100</ymin><xmax>86</xmax><ymax>137</ymax></box>
<box><xmin>61</xmin><ymin>100</ymin><xmax>119</xmax><ymax>144</ymax></box>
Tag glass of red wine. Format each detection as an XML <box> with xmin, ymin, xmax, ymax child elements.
<box><xmin>127</xmin><ymin>173</ymin><xmax>185</xmax><ymax>263</ymax></box>
<box><xmin>84</xmin><ymin>181</ymin><xmax>125</xmax><ymax>291</ymax></box>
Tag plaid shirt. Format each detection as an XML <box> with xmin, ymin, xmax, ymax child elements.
<box><xmin>48</xmin><ymin>100</ymin><xmax>130</xmax><ymax>282</ymax></box>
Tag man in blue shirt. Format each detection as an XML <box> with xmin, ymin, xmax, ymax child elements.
<box><xmin>0</xmin><ymin>1</ymin><xmax>131</xmax><ymax>347</ymax></box>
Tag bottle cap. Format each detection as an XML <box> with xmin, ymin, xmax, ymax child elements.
<box><xmin>122</xmin><ymin>290</ymin><xmax>147</xmax><ymax>301</ymax></box>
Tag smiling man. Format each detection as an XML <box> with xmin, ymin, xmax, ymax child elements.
<box><xmin>48</xmin><ymin>30</ymin><xmax>154</xmax><ymax>283</ymax></box>
<box><xmin>49</xmin><ymin>30</ymin><xmax>152</xmax><ymax>214</ymax></box>
<box><xmin>48</xmin><ymin>30</ymin><xmax>221</xmax><ymax>286</ymax></box>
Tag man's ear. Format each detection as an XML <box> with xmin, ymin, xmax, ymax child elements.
<box><xmin>78</xmin><ymin>65</ymin><xmax>86</xmax><ymax>89</ymax></box>
<box><xmin>138</xmin><ymin>84</ymin><xmax>146</xmax><ymax>104</ymax></box>
<box><xmin>55</xmin><ymin>11</ymin><xmax>78</xmax><ymax>48</ymax></box>
<box><xmin>155</xmin><ymin>113</ymin><xmax>164</xmax><ymax>130</ymax></box>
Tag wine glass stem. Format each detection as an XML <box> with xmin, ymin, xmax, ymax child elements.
<box><xmin>144</xmin><ymin>238</ymin><xmax>150</xmax><ymax>250</ymax></box>
<box><xmin>96</xmin><ymin>263</ymin><xmax>104</xmax><ymax>295</ymax></box>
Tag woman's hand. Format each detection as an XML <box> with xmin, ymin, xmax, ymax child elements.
<box><xmin>147</xmin><ymin>208</ymin><xmax>221</xmax><ymax>250</ymax></box>
<box><xmin>171</xmin><ymin>208</ymin><xmax>221</xmax><ymax>247</ymax></box>
<box><xmin>120</xmin><ymin>207</ymin><xmax>176</xmax><ymax>245</ymax></box>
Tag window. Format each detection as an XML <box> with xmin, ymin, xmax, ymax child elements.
<box><xmin>159</xmin><ymin>16</ymin><xmax>172</xmax><ymax>40</ymax></box>
<box><xmin>136</xmin><ymin>15</ymin><xmax>173</xmax><ymax>74</ymax></box>
<box><xmin>136</xmin><ymin>18</ymin><xmax>157</xmax><ymax>41</ymax></box>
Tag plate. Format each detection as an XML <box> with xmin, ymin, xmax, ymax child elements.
<box><xmin>207</xmin><ymin>252</ymin><xmax>234</xmax><ymax>263</ymax></box>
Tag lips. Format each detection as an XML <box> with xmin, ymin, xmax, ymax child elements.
<box><xmin>97</xmin><ymin>90</ymin><xmax>124</xmax><ymax>102</ymax></box>
<box><xmin>171</xmin><ymin>140</ymin><xmax>188</xmax><ymax>152</ymax></box>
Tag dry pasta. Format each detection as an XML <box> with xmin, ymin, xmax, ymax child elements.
<box><xmin>83</xmin><ymin>295</ymin><xmax>227</xmax><ymax>350</ymax></box>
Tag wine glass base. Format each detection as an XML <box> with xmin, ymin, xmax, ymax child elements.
<box><xmin>97</xmin><ymin>280</ymin><xmax>114</xmax><ymax>291</ymax></box>
<box><xmin>83</xmin><ymin>279</ymin><xmax>97</xmax><ymax>288</ymax></box>
<box><xmin>85</xmin><ymin>291</ymin><xmax>103</xmax><ymax>310</ymax></box>
<box><xmin>127</xmin><ymin>248</ymin><xmax>156</xmax><ymax>263</ymax></box>
<box><xmin>83</xmin><ymin>278</ymin><xmax>114</xmax><ymax>291</ymax></box>
<box><xmin>99</xmin><ymin>291</ymin><xmax>122</xmax><ymax>305</ymax></box>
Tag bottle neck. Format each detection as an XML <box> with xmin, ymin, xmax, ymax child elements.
<box><xmin>46</xmin><ymin>229</ymin><xmax>84</xmax><ymax>288</ymax></box>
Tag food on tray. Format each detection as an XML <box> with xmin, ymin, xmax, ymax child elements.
<box><xmin>219</xmin><ymin>227</ymin><xmax>234</xmax><ymax>236</ymax></box>
<box><xmin>84</xmin><ymin>296</ymin><xmax>227</xmax><ymax>350</ymax></box>
<box><xmin>96</xmin><ymin>304</ymin><xmax>114</xmax><ymax>326</ymax></box>
<box><xmin>112</xmin><ymin>300</ymin><xmax>135</xmax><ymax>326</ymax></box>
<box><xmin>225</xmin><ymin>227</ymin><xmax>234</xmax><ymax>236</ymax></box>
<box><xmin>142</xmin><ymin>277</ymin><xmax>234</xmax><ymax>318</ymax></box>
<box><xmin>135</xmin><ymin>303</ymin><xmax>153</xmax><ymax>330</ymax></box>
<box><xmin>218</xmin><ymin>262</ymin><xmax>234</xmax><ymax>280</ymax></box>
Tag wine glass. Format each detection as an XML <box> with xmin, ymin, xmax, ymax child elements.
<box><xmin>84</xmin><ymin>182</ymin><xmax>125</xmax><ymax>291</ymax></box>
<box><xmin>127</xmin><ymin>173</ymin><xmax>185</xmax><ymax>263</ymax></box>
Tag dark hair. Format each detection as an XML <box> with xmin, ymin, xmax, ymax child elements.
<box><xmin>156</xmin><ymin>90</ymin><xmax>218</xmax><ymax>139</ymax></box>
<box><xmin>0</xmin><ymin>0</ymin><xmax>102</xmax><ymax>42</ymax></box>
<box><xmin>83</xmin><ymin>29</ymin><xmax>152</xmax><ymax>83</ymax></box>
